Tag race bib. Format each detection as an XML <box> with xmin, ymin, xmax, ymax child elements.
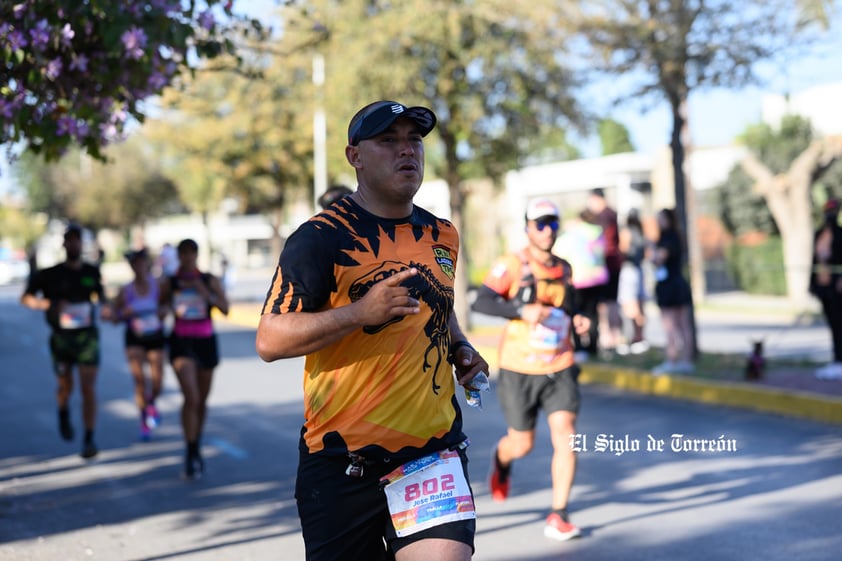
<box><xmin>59</xmin><ymin>302</ymin><xmax>93</xmax><ymax>329</ymax></box>
<box><xmin>528</xmin><ymin>308</ymin><xmax>570</xmax><ymax>352</ymax></box>
<box><xmin>380</xmin><ymin>449</ymin><xmax>476</xmax><ymax>537</ymax></box>
<box><xmin>130</xmin><ymin>313</ymin><xmax>162</xmax><ymax>337</ymax></box>
<box><xmin>173</xmin><ymin>289</ymin><xmax>207</xmax><ymax>320</ymax></box>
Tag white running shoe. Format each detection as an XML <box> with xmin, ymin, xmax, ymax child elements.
<box><xmin>652</xmin><ymin>361</ymin><xmax>677</xmax><ymax>375</ymax></box>
<box><xmin>673</xmin><ymin>361</ymin><xmax>695</xmax><ymax>374</ymax></box>
<box><xmin>816</xmin><ymin>362</ymin><xmax>842</xmax><ymax>380</ymax></box>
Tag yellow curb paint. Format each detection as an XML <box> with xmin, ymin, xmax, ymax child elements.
<box><xmin>580</xmin><ymin>364</ymin><xmax>842</xmax><ymax>426</ymax></box>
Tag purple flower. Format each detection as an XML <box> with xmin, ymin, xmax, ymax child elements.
<box><xmin>69</xmin><ymin>53</ymin><xmax>88</xmax><ymax>72</ymax></box>
<box><xmin>0</xmin><ymin>100</ymin><xmax>13</xmax><ymax>120</ymax></box>
<box><xmin>6</xmin><ymin>30</ymin><xmax>28</xmax><ymax>51</ymax></box>
<box><xmin>151</xmin><ymin>0</ymin><xmax>180</xmax><ymax>12</ymax></box>
<box><xmin>45</xmin><ymin>58</ymin><xmax>63</xmax><ymax>81</ymax></box>
<box><xmin>198</xmin><ymin>10</ymin><xmax>215</xmax><ymax>31</ymax></box>
<box><xmin>100</xmin><ymin>122</ymin><xmax>118</xmax><ymax>140</ymax></box>
<box><xmin>76</xmin><ymin>120</ymin><xmax>90</xmax><ymax>137</ymax></box>
<box><xmin>147</xmin><ymin>71</ymin><xmax>168</xmax><ymax>90</ymax></box>
<box><xmin>12</xmin><ymin>3</ymin><xmax>28</xmax><ymax>19</ymax></box>
<box><xmin>56</xmin><ymin>115</ymin><xmax>76</xmax><ymax>136</ymax></box>
<box><xmin>121</xmin><ymin>26</ymin><xmax>147</xmax><ymax>60</ymax></box>
<box><xmin>60</xmin><ymin>23</ymin><xmax>74</xmax><ymax>47</ymax></box>
<box><xmin>111</xmin><ymin>107</ymin><xmax>128</xmax><ymax>125</ymax></box>
<box><xmin>29</xmin><ymin>19</ymin><xmax>50</xmax><ymax>50</ymax></box>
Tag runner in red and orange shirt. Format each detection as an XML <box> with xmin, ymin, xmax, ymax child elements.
<box><xmin>472</xmin><ymin>198</ymin><xmax>590</xmax><ymax>542</ymax></box>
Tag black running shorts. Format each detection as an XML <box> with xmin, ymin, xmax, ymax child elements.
<box><xmin>167</xmin><ymin>334</ymin><xmax>219</xmax><ymax>369</ymax></box>
<box><xmin>124</xmin><ymin>328</ymin><xmax>166</xmax><ymax>351</ymax></box>
<box><xmin>49</xmin><ymin>328</ymin><xmax>100</xmax><ymax>373</ymax></box>
<box><xmin>497</xmin><ymin>365</ymin><xmax>581</xmax><ymax>431</ymax></box>
<box><xmin>295</xmin><ymin>447</ymin><xmax>475</xmax><ymax>561</ymax></box>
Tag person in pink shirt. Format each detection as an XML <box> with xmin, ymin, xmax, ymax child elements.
<box><xmin>159</xmin><ymin>239</ymin><xmax>229</xmax><ymax>479</ymax></box>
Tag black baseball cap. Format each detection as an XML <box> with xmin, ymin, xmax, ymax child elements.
<box><xmin>64</xmin><ymin>223</ymin><xmax>83</xmax><ymax>239</ymax></box>
<box><xmin>347</xmin><ymin>101</ymin><xmax>436</xmax><ymax>146</ymax></box>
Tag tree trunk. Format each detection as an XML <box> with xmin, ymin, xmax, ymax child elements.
<box><xmin>742</xmin><ymin>138</ymin><xmax>842</xmax><ymax>305</ymax></box>
<box><xmin>269</xmin><ymin>208</ymin><xmax>284</xmax><ymax>265</ymax></box>
<box><xmin>669</xmin><ymin>96</ymin><xmax>699</xmax><ymax>356</ymax></box>
<box><xmin>759</xmin><ymin>175</ymin><xmax>813</xmax><ymax>305</ymax></box>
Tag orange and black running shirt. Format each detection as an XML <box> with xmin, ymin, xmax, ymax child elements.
<box><xmin>261</xmin><ymin>197</ymin><xmax>466</xmax><ymax>463</ymax></box>
<box><xmin>482</xmin><ymin>250</ymin><xmax>577</xmax><ymax>375</ymax></box>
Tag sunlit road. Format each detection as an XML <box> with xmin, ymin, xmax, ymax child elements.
<box><xmin>1</xmin><ymin>282</ymin><xmax>840</xmax><ymax>561</ymax></box>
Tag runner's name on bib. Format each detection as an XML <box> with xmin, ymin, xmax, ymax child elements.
<box><xmin>174</xmin><ymin>289</ymin><xmax>208</xmax><ymax>320</ymax></box>
<box><xmin>380</xmin><ymin>449</ymin><xmax>476</xmax><ymax>537</ymax></box>
<box><xmin>59</xmin><ymin>302</ymin><xmax>93</xmax><ymax>329</ymax></box>
<box><xmin>131</xmin><ymin>313</ymin><xmax>162</xmax><ymax>336</ymax></box>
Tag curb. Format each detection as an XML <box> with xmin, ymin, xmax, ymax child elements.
<box><xmin>218</xmin><ymin>304</ymin><xmax>842</xmax><ymax>426</ymax></box>
<box><xmin>579</xmin><ymin>363</ymin><xmax>842</xmax><ymax>426</ymax></box>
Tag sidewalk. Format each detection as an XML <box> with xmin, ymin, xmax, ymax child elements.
<box><xmin>220</xmin><ymin>290</ymin><xmax>842</xmax><ymax>425</ymax></box>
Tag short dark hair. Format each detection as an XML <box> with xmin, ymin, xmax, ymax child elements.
<box><xmin>177</xmin><ymin>238</ymin><xmax>198</xmax><ymax>253</ymax></box>
<box><xmin>590</xmin><ymin>188</ymin><xmax>606</xmax><ymax>199</ymax></box>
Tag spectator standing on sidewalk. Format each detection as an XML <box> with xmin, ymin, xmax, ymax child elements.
<box><xmin>20</xmin><ymin>223</ymin><xmax>106</xmax><ymax>459</ymax></box>
<box><xmin>256</xmin><ymin>100</ymin><xmax>488</xmax><ymax>561</ymax></box>
<box><xmin>554</xmin><ymin>209</ymin><xmax>607</xmax><ymax>361</ymax></box>
<box><xmin>110</xmin><ymin>248</ymin><xmax>166</xmax><ymax>441</ymax></box>
<box><xmin>587</xmin><ymin>188</ymin><xmax>624</xmax><ymax>352</ymax></box>
<box><xmin>160</xmin><ymin>238</ymin><xmax>229</xmax><ymax>479</ymax></box>
<box><xmin>810</xmin><ymin>198</ymin><xmax>842</xmax><ymax>380</ymax></box>
<box><xmin>616</xmin><ymin>209</ymin><xmax>649</xmax><ymax>354</ymax></box>
<box><xmin>472</xmin><ymin>198</ymin><xmax>590</xmax><ymax>542</ymax></box>
<box><xmin>651</xmin><ymin>208</ymin><xmax>694</xmax><ymax>374</ymax></box>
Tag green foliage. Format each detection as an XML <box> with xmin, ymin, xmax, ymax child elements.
<box><xmin>725</xmin><ymin>237</ymin><xmax>787</xmax><ymax>295</ymax></box>
<box><xmin>739</xmin><ymin>114</ymin><xmax>814</xmax><ymax>174</ymax></box>
<box><xmin>11</xmin><ymin>135</ymin><xmax>181</xmax><ymax>234</ymax></box>
<box><xmin>0</xmin><ymin>204</ymin><xmax>47</xmax><ymax>249</ymax></box>
<box><xmin>597</xmin><ymin>118</ymin><xmax>634</xmax><ymax>155</ymax></box>
<box><xmin>286</xmin><ymin>0</ymin><xmax>588</xmax><ymax>187</ymax></box>
<box><xmin>716</xmin><ymin>165</ymin><xmax>779</xmax><ymax>236</ymax></box>
<box><xmin>812</xmin><ymin>159</ymin><xmax>842</xmax><ymax>222</ymax></box>
<box><xmin>142</xmin><ymin>28</ymin><xmax>320</xmax><ymax>218</ymax></box>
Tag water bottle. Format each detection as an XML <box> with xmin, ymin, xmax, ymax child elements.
<box><xmin>464</xmin><ymin>371</ymin><xmax>490</xmax><ymax>409</ymax></box>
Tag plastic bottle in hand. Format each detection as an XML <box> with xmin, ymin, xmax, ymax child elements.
<box><xmin>465</xmin><ymin>371</ymin><xmax>490</xmax><ymax>409</ymax></box>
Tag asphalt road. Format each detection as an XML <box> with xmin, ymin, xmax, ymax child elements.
<box><xmin>1</xmin><ymin>282</ymin><xmax>841</xmax><ymax>561</ymax></box>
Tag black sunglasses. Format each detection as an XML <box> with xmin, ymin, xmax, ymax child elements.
<box><xmin>534</xmin><ymin>218</ymin><xmax>559</xmax><ymax>232</ymax></box>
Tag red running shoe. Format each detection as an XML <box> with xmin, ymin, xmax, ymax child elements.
<box><xmin>489</xmin><ymin>448</ymin><xmax>510</xmax><ymax>502</ymax></box>
<box><xmin>544</xmin><ymin>511</ymin><xmax>581</xmax><ymax>541</ymax></box>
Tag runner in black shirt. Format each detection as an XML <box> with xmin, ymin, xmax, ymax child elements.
<box><xmin>21</xmin><ymin>224</ymin><xmax>106</xmax><ymax>459</ymax></box>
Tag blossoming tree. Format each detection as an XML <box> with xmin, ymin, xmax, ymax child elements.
<box><xmin>0</xmin><ymin>0</ymin><xmax>266</xmax><ymax>162</ymax></box>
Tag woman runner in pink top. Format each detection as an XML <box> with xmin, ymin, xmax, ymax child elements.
<box><xmin>159</xmin><ymin>239</ymin><xmax>229</xmax><ymax>479</ymax></box>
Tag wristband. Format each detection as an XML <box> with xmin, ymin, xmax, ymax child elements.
<box><xmin>447</xmin><ymin>340</ymin><xmax>476</xmax><ymax>365</ymax></box>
